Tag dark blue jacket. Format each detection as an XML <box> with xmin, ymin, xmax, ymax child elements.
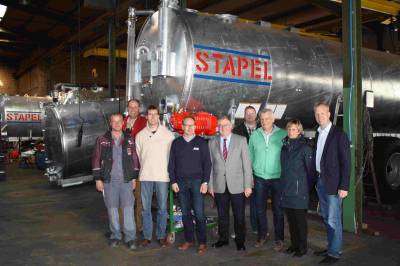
<box><xmin>280</xmin><ymin>136</ymin><xmax>314</xmax><ymax>209</ymax></box>
<box><xmin>314</xmin><ymin>125</ymin><xmax>351</xmax><ymax>195</ymax></box>
<box><xmin>168</xmin><ymin>136</ymin><xmax>212</xmax><ymax>184</ymax></box>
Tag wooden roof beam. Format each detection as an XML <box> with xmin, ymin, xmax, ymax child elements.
<box><xmin>0</xmin><ymin>0</ymin><xmax>77</xmax><ymax>27</ymax></box>
<box><xmin>238</xmin><ymin>0</ymin><xmax>307</xmax><ymax>21</ymax></box>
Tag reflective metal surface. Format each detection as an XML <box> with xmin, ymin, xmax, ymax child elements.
<box><xmin>0</xmin><ymin>95</ymin><xmax>52</xmax><ymax>138</ymax></box>
<box><xmin>131</xmin><ymin>4</ymin><xmax>400</xmax><ymax>133</ymax></box>
<box><xmin>386</xmin><ymin>152</ymin><xmax>400</xmax><ymax>190</ymax></box>
<box><xmin>44</xmin><ymin>99</ymin><xmax>123</xmax><ymax>183</ymax></box>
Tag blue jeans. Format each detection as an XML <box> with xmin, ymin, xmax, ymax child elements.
<box><xmin>316</xmin><ymin>177</ymin><xmax>343</xmax><ymax>258</ymax></box>
<box><xmin>177</xmin><ymin>178</ymin><xmax>206</xmax><ymax>244</ymax></box>
<box><xmin>104</xmin><ymin>180</ymin><xmax>136</xmax><ymax>242</ymax></box>
<box><xmin>141</xmin><ymin>181</ymin><xmax>169</xmax><ymax>240</ymax></box>
<box><xmin>254</xmin><ymin>176</ymin><xmax>284</xmax><ymax>241</ymax></box>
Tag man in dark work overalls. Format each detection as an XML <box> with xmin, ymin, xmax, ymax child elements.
<box><xmin>92</xmin><ymin>113</ymin><xmax>140</xmax><ymax>250</ymax></box>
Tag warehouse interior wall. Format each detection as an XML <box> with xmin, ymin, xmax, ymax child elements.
<box><xmin>17</xmin><ymin>65</ymin><xmax>47</xmax><ymax>96</ymax></box>
<box><xmin>0</xmin><ymin>63</ymin><xmax>18</xmax><ymax>95</ymax></box>
<box><xmin>12</xmin><ymin>54</ymin><xmax>126</xmax><ymax>97</ymax></box>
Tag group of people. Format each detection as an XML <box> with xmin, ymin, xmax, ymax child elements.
<box><xmin>92</xmin><ymin>99</ymin><xmax>350</xmax><ymax>265</ymax></box>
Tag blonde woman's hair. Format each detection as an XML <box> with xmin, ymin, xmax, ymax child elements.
<box><xmin>286</xmin><ymin>119</ymin><xmax>304</xmax><ymax>135</ymax></box>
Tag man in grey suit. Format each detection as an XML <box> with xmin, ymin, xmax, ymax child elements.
<box><xmin>208</xmin><ymin>116</ymin><xmax>253</xmax><ymax>251</ymax></box>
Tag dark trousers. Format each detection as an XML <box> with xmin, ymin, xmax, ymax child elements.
<box><xmin>249</xmin><ymin>193</ymin><xmax>258</xmax><ymax>231</ymax></box>
<box><xmin>177</xmin><ymin>178</ymin><xmax>206</xmax><ymax>244</ymax></box>
<box><xmin>214</xmin><ymin>187</ymin><xmax>246</xmax><ymax>244</ymax></box>
<box><xmin>254</xmin><ymin>176</ymin><xmax>284</xmax><ymax>241</ymax></box>
<box><xmin>284</xmin><ymin>208</ymin><xmax>308</xmax><ymax>253</ymax></box>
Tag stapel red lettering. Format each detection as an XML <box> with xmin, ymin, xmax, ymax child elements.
<box><xmin>6</xmin><ymin>113</ymin><xmax>12</xmax><ymax>121</ymax></box>
<box><xmin>223</xmin><ymin>55</ymin><xmax>236</xmax><ymax>76</ymax></box>
<box><xmin>238</xmin><ymin>57</ymin><xmax>248</xmax><ymax>77</ymax></box>
<box><xmin>195</xmin><ymin>51</ymin><xmax>209</xmax><ymax>72</ymax></box>
<box><xmin>264</xmin><ymin>61</ymin><xmax>272</xmax><ymax>80</ymax></box>
<box><xmin>212</xmin><ymin>53</ymin><xmax>223</xmax><ymax>73</ymax></box>
<box><xmin>254</xmin><ymin>59</ymin><xmax>262</xmax><ymax>79</ymax></box>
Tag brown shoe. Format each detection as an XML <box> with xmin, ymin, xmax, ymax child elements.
<box><xmin>140</xmin><ymin>239</ymin><xmax>151</xmax><ymax>247</ymax></box>
<box><xmin>158</xmin><ymin>238</ymin><xmax>167</xmax><ymax>248</ymax></box>
<box><xmin>254</xmin><ymin>239</ymin><xmax>267</xmax><ymax>248</ymax></box>
<box><xmin>178</xmin><ymin>242</ymin><xmax>193</xmax><ymax>251</ymax></box>
<box><xmin>273</xmin><ymin>240</ymin><xmax>284</xmax><ymax>252</ymax></box>
<box><xmin>198</xmin><ymin>244</ymin><xmax>207</xmax><ymax>255</ymax></box>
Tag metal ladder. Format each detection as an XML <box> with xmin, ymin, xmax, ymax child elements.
<box><xmin>333</xmin><ymin>94</ymin><xmax>382</xmax><ymax>205</ymax></box>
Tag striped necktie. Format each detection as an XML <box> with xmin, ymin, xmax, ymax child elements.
<box><xmin>223</xmin><ymin>138</ymin><xmax>228</xmax><ymax>161</ymax></box>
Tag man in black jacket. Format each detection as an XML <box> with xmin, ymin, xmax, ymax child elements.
<box><xmin>313</xmin><ymin>102</ymin><xmax>351</xmax><ymax>265</ymax></box>
<box><xmin>168</xmin><ymin>116</ymin><xmax>212</xmax><ymax>254</ymax></box>
<box><xmin>232</xmin><ymin>105</ymin><xmax>259</xmax><ymax>233</ymax></box>
<box><xmin>92</xmin><ymin>113</ymin><xmax>140</xmax><ymax>250</ymax></box>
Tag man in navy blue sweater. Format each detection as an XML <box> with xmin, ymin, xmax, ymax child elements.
<box><xmin>168</xmin><ymin>116</ymin><xmax>212</xmax><ymax>254</ymax></box>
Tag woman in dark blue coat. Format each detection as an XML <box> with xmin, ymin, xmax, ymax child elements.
<box><xmin>280</xmin><ymin>120</ymin><xmax>314</xmax><ymax>257</ymax></box>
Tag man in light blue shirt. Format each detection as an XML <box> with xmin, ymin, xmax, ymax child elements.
<box><xmin>316</xmin><ymin>122</ymin><xmax>332</xmax><ymax>173</ymax></box>
<box><xmin>313</xmin><ymin>102</ymin><xmax>350</xmax><ymax>265</ymax></box>
<box><xmin>220</xmin><ymin>133</ymin><xmax>232</xmax><ymax>154</ymax></box>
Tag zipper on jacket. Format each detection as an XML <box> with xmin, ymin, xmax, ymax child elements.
<box><xmin>296</xmin><ymin>180</ymin><xmax>299</xmax><ymax>195</ymax></box>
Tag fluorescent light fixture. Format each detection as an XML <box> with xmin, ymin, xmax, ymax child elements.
<box><xmin>0</xmin><ymin>5</ymin><xmax>7</xmax><ymax>22</ymax></box>
<box><xmin>381</xmin><ymin>16</ymin><xmax>397</xmax><ymax>25</ymax></box>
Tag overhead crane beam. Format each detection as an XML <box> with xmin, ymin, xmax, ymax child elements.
<box><xmin>331</xmin><ymin>0</ymin><xmax>400</xmax><ymax>16</ymax></box>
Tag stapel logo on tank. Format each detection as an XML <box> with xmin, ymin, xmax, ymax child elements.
<box><xmin>5</xmin><ymin>111</ymin><xmax>42</xmax><ymax>123</ymax></box>
<box><xmin>193</xmin><ymin>44</ymin><xmax>272</xmax><ymax>86</ymax></box>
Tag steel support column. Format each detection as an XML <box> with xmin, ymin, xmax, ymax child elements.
<box><xmin>70</xmin><ymin>43</ymin><xmax>77</xmax><ymax>84</ymax></box>
<box><xmin>342</xmin><ymin>0</ymin><xmax>363</xmax><ymax>233</ymax></box>
<box><xmin>108</xmin><ymin>15</ymin><xmax>116</xmax><ymax>98</ymax></box>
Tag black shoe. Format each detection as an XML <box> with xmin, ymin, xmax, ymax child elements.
<box><xmin>314</xmin><ymin>249</ymin><xmax>328</xmax><ymax>256</ymax></box>
<box><xmin>293</xmin><ymin>250</ymin><xmax>307</xmax><ymax>257</ymax></box>
<box><xmin>236</xmin><ymin>242</ymin><xmax>246</xmax><ymax>251</ymax></box>
<box><xmin>319</xmin><ymin>256</ymin><xmax>339</xmax><ymax>265</ymax></box>
<box><xmin>212</xmin><ymin>240</ymin><xmax>229</xmax><ymax>248</ymax></box>
<box><xmin>127</xmin><ymin>240</ymin><xmax>137</xmax><ymax>250</ymax></box>
<box><xmin>285</xmin><ymin>246</ymin><xmax>296</xmax><ymax>254</ymax></box>
<box><xmin>109</xmin><ymin>239</ymin><xmax>121</xmax><ymax>248</ymax></box>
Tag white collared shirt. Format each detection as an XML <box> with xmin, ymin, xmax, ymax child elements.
<box><xmin>245</xmin><ymin>123</ymin><xmax>257</xmax><ymax>136</ymax></box>
<box><xmin>183</xmin><ymin>135</ymin><xmax>196</xmax><ymax>142</ymax></box>
<box><xmin>220</xmin><ymin>133</ymin><xmax>232</xmax><ymax>154</ymax></box>
<box><xmin>261</xmin><ymin>125</ymin><xmax>275</xmax><ymax>146</ymax></box>
<box><xmin>126</xmin><ymin>116</ymin><xmax>137</xmax><ymax>129</ymax></box>
<box><xmin>316</xmin><ymin>122</ymin><xmax>332</xmax><ymax>172</ymax></box>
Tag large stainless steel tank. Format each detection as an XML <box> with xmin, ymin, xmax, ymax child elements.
<box><xmin>44</xmin><ymin>99</ymin><xmax>124</xmax><ymax>186</ymax></box>
<box><xmin>0</xmin><ymin>95</ymin><xmax>52</xmax><ymax>139</ymax></box>
<box><xmin>130</xmin><ymin>1</ymin><xmax>400</xmax><ymax>134</ymax></box>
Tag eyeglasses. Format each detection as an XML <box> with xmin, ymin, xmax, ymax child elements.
<box><xmin>183</xmin><ymin>124</ymin><xmax>195</xmax><ymax>127</ymax></box>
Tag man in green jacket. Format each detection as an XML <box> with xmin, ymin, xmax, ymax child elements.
<box><xmin>249</xmin><ymin>108</ymin><xmax>287</xmax><ymax>251</ymax></box>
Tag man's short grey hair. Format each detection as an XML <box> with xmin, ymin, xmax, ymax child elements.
<box><xmin>259</xmin><ymin>108</ymin><xmax>274</xmax><ymax>117</ymax></box>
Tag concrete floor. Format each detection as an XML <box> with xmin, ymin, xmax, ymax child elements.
<box><xmin>0</xmin><ymin>163</ymin><xmax>399</xmax><ymax>266</ymax></box>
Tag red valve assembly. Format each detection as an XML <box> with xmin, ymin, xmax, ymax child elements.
<box><xmin>170</xmin><ymin>111</ymin><xmax>218</xmax><ymax>136</ymax></box>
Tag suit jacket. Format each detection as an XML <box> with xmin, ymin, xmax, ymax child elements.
<box><xmin>314</xmin><ymin>125</ymin><xmax>351</xmax><ymax>195</ymax></box>
<box><xmin>232</xmin><ymin>122</ymin><xmax>260</xmax><ymax>143</ymax></box>
<box><xmin>208</xmin><ymin>134</ymin><xmax>252</xmax><ymax>194</ymax></box>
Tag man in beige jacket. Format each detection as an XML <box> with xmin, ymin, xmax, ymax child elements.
<box><xmin>135</xmin><ymin>105</ymin><xmax>175</xmax><ymax>248</ymax></box>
